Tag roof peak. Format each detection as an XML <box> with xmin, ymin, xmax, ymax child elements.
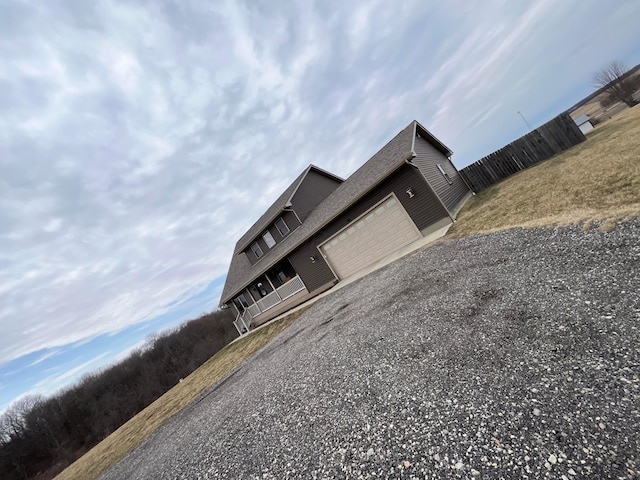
<box><xmin>234</xmin><ymin>164</ymin><xmax>343</xmax><ymax>254</ymax></box>
<box><xmin>221</xmin><ymin>119</ymin><xmax>453</xmax><ymax>303</ymax></box>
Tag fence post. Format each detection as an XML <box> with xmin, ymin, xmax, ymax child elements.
<box><xmin>460</xmin><ymin>113</ymin><xmax>586</xmax><ymax>193</ymax></box>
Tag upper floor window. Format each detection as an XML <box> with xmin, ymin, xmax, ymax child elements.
<box><xmin>250</xmin><ymin>242</ymin><xmax>263</xmax><ymax>258</ymax></box>
<box><xmin>437</xmin><ymin>164</ymin><xmax>453</xmax><ymax>185</ymax></box>
<box><xmin>275</xmin><ymin>217</ymin><xmax>290</xmax><ymax>236</ymax></box>
<box><xmin>262</xmin><ymin>230</ymin><xmax>276</xmax><ymax>248</ymax></box>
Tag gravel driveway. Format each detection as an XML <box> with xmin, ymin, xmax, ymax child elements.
<box><xmin>101</xmin><ymin>221</ymin><xmax>640</xmax><ymax>479</ymax></box>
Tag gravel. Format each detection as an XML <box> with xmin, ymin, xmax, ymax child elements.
<box><xmin>100</xmin><ymin>221</ymin><xmax>640</xmax><ymax>480</ymax></box>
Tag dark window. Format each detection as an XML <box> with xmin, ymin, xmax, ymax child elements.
<box><xmin>249</xmin><ymin>277</ymin><xmax>273</xmax><ymax>299</ymax></box>
<box><xmin>262</xmin><ymin>230</ymin><xmax>276</xmax><ymax>248</ymax></box>
<box><xmin>269</xmin><ymin>269</ymin><xmax>288</xmax><ymax>287</ymax></box>
<box><xmin>234</xmin><ymin>294</ymin><xmax>250</xmax><ymax>312</ymax></box>
<box><xmin>437</xmin><ymin>164</ymin><xmax>453</xmax><ymax>185</ymax></box>
<box><xmin>250</xmin><ymin>242</ymin><xmax>263</xmax><ymax>258</ymax></box>
<box><xmin>275</xmin><ymin>217</ymin><xmax>290</xmax><ymax>236</ymax></box>
<box><xmin>238</xmin><ymin>293</ymin><xmax>249</xmax><ymax>307</ymax></box>
<box><xmin>267</xmin><ymin>260</ymin><xmax>297</xmax><ymax>288</ymax></box>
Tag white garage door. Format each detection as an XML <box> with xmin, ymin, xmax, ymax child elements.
<box><xmin>319</xmin><ymin>195</ymin><xmax>421</xmax><ymax>280</ymax></box>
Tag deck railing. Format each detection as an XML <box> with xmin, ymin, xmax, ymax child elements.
<box><xmin>233</xmin><ymin>275</ymin><xmax>308</xmax><ymax>335</ymax></box>
<box><xmin>233</xmin><ymin>310</ymin><xmax>252</xmax><ymax>335</ymax></box>
<box><xmin>247</xmin><ymin>303</ymin><xmax>261</xmax><ymax>318</ymax></box>
<box><xmin>256</xmin><ymin>290</ymin><xmax>281</xmax><ymax>312</ymax></box>
<box><xmin>276</xmin><ymin>275</ymin><xmax>305</xmax><ymax>300</ymax></box>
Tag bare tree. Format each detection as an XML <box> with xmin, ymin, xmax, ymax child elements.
<box><xmin>0</xmin><ymin>396</ymin><xmax>41</xmax><ymax>440</ymax></box>
<box><xmin>594</xmin><ymin>61</ymin><xmax>640</xmax><ymax>107</ymax></box>
<box><xmin>0</xmin><ymin>308</ymin><xmax>236</xmax><ymax>479</ymax></box>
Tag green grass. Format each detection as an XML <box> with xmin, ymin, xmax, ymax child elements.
<box><xmin>450</xmin><ymin>105</ymin><xmax>640</xmax><ymax>236</ymax></box>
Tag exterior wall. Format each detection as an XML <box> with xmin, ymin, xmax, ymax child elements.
<box><xmin>318</xmin><ymin>194</ymin><xmax>422</xmax><ymax>280</ymax></box>
<box><xmin>420</xmin><ymin>216</ymin><xmax>452</xmax><ymax>236</ymax></box>
<box><xmin>290</xmin><ymin>170</ymin><xmax>342</xmax><ymax>221</ymax></box>
<box><xmin>289</xmin><ymin>164</ymin><xmax>449</xmax><ymax>291</ymax></box>
<box><xmin>276</xmin><ymin>210</ymin><xmax>301</xmax><ymax>238</ymax></box>
<box><xmin>245</xmin><ymin>235</ymin><xmax>270</xmax><ymax>264</ymax></box>
<box><xmin>288</xmin><ymin>246</ymin><xmax>337</xmax><ymax>293</ymax></box>
<box><xmin>578</xmin><ymin>122</ymin><xmax>594</xmax><ymax>134</ymax></box>
<box><xmin>412</xmin><ymin>134</ymin><xmax>470</xmax><ymax>215</ymax></box>
<box><xmin>245</xmin><ymin>210</ymin><xmax>301</xmax><ymax>265</ymax></box>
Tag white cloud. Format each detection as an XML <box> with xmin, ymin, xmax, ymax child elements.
<box><xmin>27</xmin><ymin>349</ymin><xmax>63</xmax><ymax>368</ymax></box>
<box><xmin>1</xmin><ymin>0</ymin><xmax>639</xmax><ymax>408</ymax></box>
<box><xmin>100</xmin><ymin>42</ymin><xmax>142</xmax><ymax>96</ymax></box>
<box><xmin>30</xmin><ymin>352</ymin><xmax>112</xmax><ymax>394</ymax></box>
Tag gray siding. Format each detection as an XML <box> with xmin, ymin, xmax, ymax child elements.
<box><xmin>277</xmin><ymin>210</ymin><xmax>301</xmax><ymax>238</ymax></box>
<box><xmin>245</xmin><ymin>236</ymin><xmax>269</xmax><ymax>265</ymax></box>
<box><xmin>288</xmin><ymin>247</ymin><xmax>335</xmax><ymax>292</ymax></box>
<box><xmin>290</xmin><ymin>164</ymin><xmax>449</xmax><ymax>291</ymax></box>
<box><xmin>412</xmin><ymin>135</ymin><xmax>470</xmax><ymax>215</ymax></box>
<box><xmin>245</xmin><ymin>210</ymin><xmax>301</xmax><ymax>265</ymax></box>
<box><xmin>290</xmin><ymin>170</ymin><xmax>342</xmax><ymax>221</ymax></box>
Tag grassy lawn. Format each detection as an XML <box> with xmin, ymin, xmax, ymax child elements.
<box><xmin>56</xmin><ymin>106</ymin><xmax>639</xmax><ymax>480</ymax></box>
<box><xmin>55</xmin><ymin>308</ymin><xmax>307</xmax><ymax>480</ymax></box>
<box><xmin>450</xmin><ymin>104</ymin><xmax>640</xmax><ymax>236</ymax></box>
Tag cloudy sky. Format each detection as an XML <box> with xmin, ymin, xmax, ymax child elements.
<box><xmin>1</xmin><ymin>0</ymin><xmax>639</xmax><ymax>412</ymax></box>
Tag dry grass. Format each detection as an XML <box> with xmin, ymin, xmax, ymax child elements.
<box><xmin>55</xmin><ymin>308</ymin><xmax>307</xmax><ymax>480</ymax></box>
<box><xmin>450</xmin><ymin>105</ymin><xmax>640</xmax><ymax>237</ymax></box>
<box><xmin>55</xmin><ymin>107</ymin><xmax>639</xmax><ymax>480</ymax></box>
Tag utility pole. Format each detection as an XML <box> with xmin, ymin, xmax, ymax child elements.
<box><xmin>517</xmin><ymin>111</ymin><xmax>533</xmax><ymax>131</ymax></box>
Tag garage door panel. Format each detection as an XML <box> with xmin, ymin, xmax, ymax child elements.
<box><xmin>320</xmin><ymin>196</ymin><xmax>421</xmax><ymax>280</ymax></box>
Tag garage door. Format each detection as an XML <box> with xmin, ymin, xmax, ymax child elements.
<box><xmin>319</xmin><ymin>195</ymin><xmax>421</xmax><ymax>280</ymax></box>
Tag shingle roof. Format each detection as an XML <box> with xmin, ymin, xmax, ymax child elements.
<box><xmin>574</xmin><ymin>115</ymin><xmax>591</xmax><ymax>126</ymax></box>
<box><xmin>219</xmin><ymin>120</ymin><xmax>451</xmax><ymax>304</ymax></box>
<box><xmin>234</xmin><ymin>165</ymin><xmax>344</xmax><ymax>254</ymax></box>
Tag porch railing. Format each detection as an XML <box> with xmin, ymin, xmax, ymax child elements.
<box><xmin>233</xmin><ymin>310</ymin><xmax>252</xmax><ymax>335</ymax></box>
<box><xmin>234</xmin><ymin>275</ymin><xmax>308</xmax><ymax>335</ymax></box>
<box><xmin>256</xmin><ymin>290</ymin><xmax>281</xmax><ymax>312</ymax></box>
<box><xmin>276</xmin><ymin>275</ymin><xmax>305</xmax><ymax>300</ymax></box>
<box><xmin>247</xmin><ymin>303</ymin><xmax>261</xmax><ymax>318</ymax></box>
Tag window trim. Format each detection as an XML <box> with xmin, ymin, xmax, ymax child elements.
<box><xmin>262</xmin><ymin>230</ymin><xmax>276</xmax><ymax>249</ymax></box>
<box><xmin>275</xmin><ymin>217</ymin><xmax>290</xmax><ymax>236</ymax></box>
<box><xmin>437</xmin><ymin>163</ymin><xmax>453</xmax><ymax>185</ymax></box>
<box><xmin>250</xmin><ymin>242</ymin><xmax>263</xmax><ymax>258</ymax></box>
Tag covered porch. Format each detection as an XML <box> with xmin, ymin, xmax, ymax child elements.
<box><xmin>232</xmin><ymin>259</ymin><xmax>308</xmax><ymax>335</ymax></box>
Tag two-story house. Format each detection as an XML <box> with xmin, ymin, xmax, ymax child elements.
<box><xmin>220</xmin><ymin>120</ymin><xmax>472</xmax><ymax>334</ymax></box>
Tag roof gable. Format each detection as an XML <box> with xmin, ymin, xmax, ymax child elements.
<box><xmin>414</xmin><ymin>121</ymin><xmax>453</xmax><ymax>157</ymax></box>
<box><xmin>234</xmin><ymin>165</ymin><xmax>343</xmax><ymax>254</ymax></box>
<box><xmin>220</xmin><ymin>120</ymin><xmax>452</xmax><ymax>304</ymax></box>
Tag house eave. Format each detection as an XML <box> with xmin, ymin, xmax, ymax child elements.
<box><xmin>219</xmin><ymin>157</ymin><xmax>413</xmax><ymax>306</ymax></box>
<box><xmin>234</xmin><ymin>165</ymin><xmax>344</xmax><ymax>255</ymax></box>
<box><xmin>414</xmin><ymin>121</ymin><xmax>453</xmax><ymax>157</ymax></box>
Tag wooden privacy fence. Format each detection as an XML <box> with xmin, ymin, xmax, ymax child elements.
<box><xmin>459</xmin><ymin>113</ymin><xmax>586</xmax><ymax>193</ymax></box>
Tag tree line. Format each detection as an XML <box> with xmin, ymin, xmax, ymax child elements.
<box><xmin>0</xmin><ymin>308</ymin><xmax>237</xmax><ymax>480</ymax></box>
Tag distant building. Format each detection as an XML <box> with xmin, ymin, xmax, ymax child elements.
<box><xmin>574</xmin><ymin>115</ymin><xmax>594</xmax><ymax>134</ymax></box>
